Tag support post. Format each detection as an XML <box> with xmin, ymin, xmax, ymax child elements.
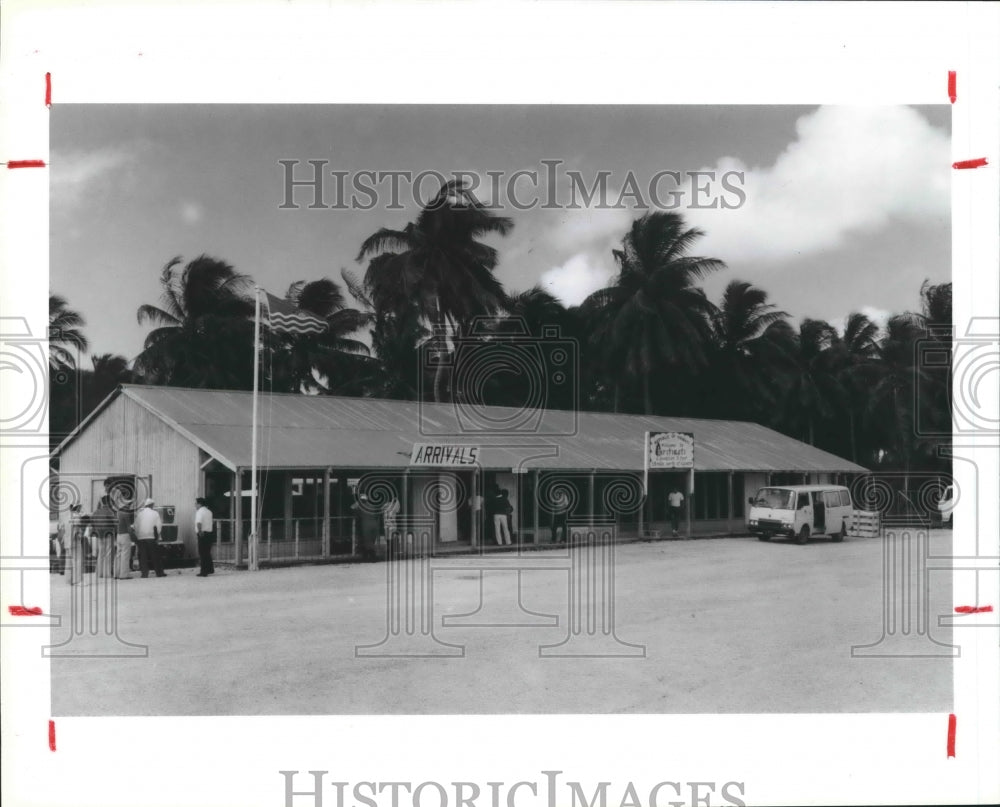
<box><xmin>322</xmin><ymin>468</ymin><xmax>331</xmax><ymax>557</ymax></box>
<box><xmin>533</xmin><ymin>470</ymin><xmax>541</xmax><ymax>543</ymax></box>
<box><xmin>637</xmin><ymin>471</ymin><xmax>645</xmax><ymax>538</ymax></box>
<box><xmin>234</xmin><ymin>468</ymin><xmax>243</xmax><ymax>566</ymax></box>
<box><xmin>588</xmin><ymin>470</ymin><xmax>596</xmax><ymax>529</ymax></box>
<box><xmin>471</xmin><ymin>467</ymin><xmax>479</xmax><ymax>548</ymax></box>
<box><xmin>249</xmin><ymin>287</ymin><xmax>261</xmax><ymax>571</ymax></box>
<box><xmin>284</xmin><ymin>472</ymin><xmax>293</xmax><ymax>547</ymax></box>
<box><xmin>686</xmin><ymin>468</ymin><xmax>694</xmax><ymax>539</ymax></box>
<box><xmin>727</xmin><ymin>471</ymin><xmax>734</xmax><ymax>535</ymax></box>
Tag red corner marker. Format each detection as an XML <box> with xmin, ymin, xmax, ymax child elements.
<box><xmin>8</xmin><ymin>605</ymin><xmax>43</xmax><ymax>616</ymax></box>
<box><xmin>948</xmin><ymin>71</ymin><xmax>956</xmax><ymax>104</ymax></box>
<box><xmin>49</xmin><ymin>720</ymin><xmax>56</xmax><ymax>752</ymax></box>
<box><xmin>953</xmin><ymin>158</ymin><xmax>988</xmax><ymax>170</ymax></box>
<box><xmin>955</xmin><ymin>604</ymin><xmax>994</xmax><ymax>614</ymax></box>
<box><xmin>5</xmin><ymin>160</ymin><xmax>47</xmax><ymax>169</ymax></box>
<box><xmin>947</xmin><ymin>713</ymin><xmax>956</xmax><ymax>758</ymax></box>
<box><xmin>45</xmin><ymin>72</ymin><xmax>52</xmax><ymax>107</ymax></box>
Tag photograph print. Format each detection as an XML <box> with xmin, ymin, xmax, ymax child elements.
<box><xmin>45</xmin><ymin>102</ymin><xmax>955</xmax><ymax>716</ymax></box>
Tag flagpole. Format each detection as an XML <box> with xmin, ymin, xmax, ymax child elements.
<box><xmin>249</xmin><ymin>286</ymin><xmax>261</xmax><ymax>571</ymax></box>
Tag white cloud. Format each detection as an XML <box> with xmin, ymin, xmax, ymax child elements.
<box><xmin>539</xmin><ymin>207</ymin><xmax>631</xmax><ymax>305</ymax></box>
<box><xmin>540</xmin><ymin>252</ymin><xmax>615</xmax><ymax>306</ymax></box>
<box><xmin>684</xmin><ymin>106</ymin><xmax>950</xmax><ymax>264</ymax></box>
<box><xmin>50</xmin><ymin>146</ymin><xmax>135</xmax><ymax>210</ymax></box>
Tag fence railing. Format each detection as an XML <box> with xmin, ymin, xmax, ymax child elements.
<box><xmin>213</xmin><ymin>517</ymin><xmax>356</xmax><ymax>563</ymax></box>
<box><xmin>849</xmin><ymin>510</ymin><xmax>881</xmax><ymax>538</ymax></box>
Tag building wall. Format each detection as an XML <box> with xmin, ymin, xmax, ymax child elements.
<box><xmin>58</xmin><ymin>394</ymin><xmax>202</xmax><ymax>557</ymax></box>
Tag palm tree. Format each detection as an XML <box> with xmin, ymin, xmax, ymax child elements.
<box><xmin>866</xmin><ymin>313</ymin><xmax>936</xmax><ymax>488</ymax></box>
<box><xmin>48</xmin><ymin>294</ymin><xmax>89</xmax><ymax>371</ymax></box>
<box><xmin>341</xmin><ymin>268</ymin><xmax>429</xmax><ymax>399</ymax></box>
<box><xmin>781</xmin><ymin>318</ymin><xmax>845</xmax><ymax>446</ymax></box>
<box><xmin>582</xmin><ymin>212</ymin><xmax>724</xmax><ymax>415</ymax></box>
<box><xmin>833</xmin><ymin>312</ymin><xmax>882</xmax><ymax>463</ymax></box>
<box><xmin>134</xmin><ymin>255</ymin><xmax>255</xmax><ymax>388</ymax></box>
<box><xmin>920</xmin><ymin>280</ymin><xmax>952</xmax><ymax>330</ymax></box>
<box><xmin>460</xmin><ymin>286</ymin><xmax>577</xmax><ymax>410</ymax></box>
<box><xmin>706</xmin><ymin>281</ymin><xmax>795</xmax><ymax>423</ymax></box>
<box><xmin>918</xmin><ymin>280</ymin><xmax>952</xmax><ymax>450</ymax></box>
<box><xmin>265</xmin><ymin>278</ymin><xmax>371</xmax><ymax>394</ymax></box>
<box><xmin>85</xmin><ymin>353</ymin><xmax>133</xmax><ymax>411</ymax></box>
<box><xmin>356</xmin><ymin>179</ymin><xmax>514</xmax><ymax>402</ymax></box>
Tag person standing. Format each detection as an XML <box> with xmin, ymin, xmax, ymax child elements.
<box><xmin>550</xmin><ymin>488</ymin><xmax>570</xmax><ymax>544</ymax></box>
<box><xmin>501</xmin><ymin>489</ymin><xmax>516</xmax><ymax>544</ymax></box>
<box><xmin>114</xmin><ymin>506</ymin><xmax>133</xmax><ymax>580</ymax></box>
<box><xmin>50</xmin><ymin>516</ymin><xmax>66</xmax><ymax>575</ymax></box>
<box><xmin>67</xmin><ymin>505</ymin><xmax>88</xmax><ymax>585</ymax></box>
<box><xmin>667</xmin><ymin>487</ymin><xmax>685</xmax><ymax>538</ymax></box>
<box><xmin>132</xmin><ymin>498</ymin><xmax>166</xmax><ymax>578</ymax></box>
<box><xmin>383</xmin><ymin>492</ymin><xmax>400</xmax><ymax>556</ymax></box>
<box><xmin>195</xmin><ymin>497</ymin><xmax>215</xmax><ymax>577</ymax></box>
<box><xmin>493</xmin><ymin>488</ymin><xmax>512</xmax><ymax>546</ymax></box>
<box><xmin>92</xmin><ymin>496</ymin><xmax>117</xmax><ymax>579</ymax></box>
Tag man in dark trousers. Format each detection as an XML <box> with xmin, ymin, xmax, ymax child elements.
<box><xmin>667</xmin><ymin>487</ymin><xmax>685</xmax><ymax>538</ymax></box>
<box><xmin>131</xmin><ymin>498</ymin><xmax>166</xmax><ymax>578</ymax></box>
<box><xmin>195</xmin><ymin>497</ymin><xmax>215</xmax><ymax>577</ymax></box>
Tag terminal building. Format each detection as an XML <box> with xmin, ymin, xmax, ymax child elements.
<box><xmin>52</xmin><ymin>385</ymin><xmax>868</xmax><ymax>565</ymax></box>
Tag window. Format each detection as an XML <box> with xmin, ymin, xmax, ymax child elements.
<box><xmin>751</xmin><ymin>488</ymin><xmax>795</xmax><ymax>510</ymax></box>
<box><xmin>732</xmin><ymin>475</ymin><xmax>745</xmax><ymax>518</ymax></box>
<box><xmin>693</xmin><ymin>473</ymin><xmax>729</xmax><ymax>519</ymax></box>
<box><xmin>839</xmin><ymin>490</ymin><xmax>852</xmax><ymax>507</ymax></box>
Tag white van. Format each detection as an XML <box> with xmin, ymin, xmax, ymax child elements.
<box><xmin>746</xmin><ymin>485</ymin><xmax>854</xmax><ymax>544</ymax></box>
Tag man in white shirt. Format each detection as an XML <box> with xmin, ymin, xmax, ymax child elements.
<box><xmin>667</xmin><ymin>487</ymin><xmax>685</xmax><ymax>537</ymax></box>
<box><xmin>195</xmin><ymin>497</ymin><xmax>215</xmax><ymax>577</ymax></box>
<box><xmin>132</xmin><ymin>498</ymin><xmax>166</xmax><ymax>578</ymax></box>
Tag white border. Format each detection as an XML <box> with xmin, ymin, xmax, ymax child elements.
<box><xmin>2</xmin><ymin>2</ymin><xmax>998</xmax><ymax>806</ymax></box>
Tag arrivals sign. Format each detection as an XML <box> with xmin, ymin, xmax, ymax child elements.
<box><xmin>410</xmin><ymin>443</ymin><xmax>481</xmax><ymax>467</ymax></box>
<box><xmin>646</xmin><ymin>431</ymin><xmax>694</xmax><ymax>469</ymax></box>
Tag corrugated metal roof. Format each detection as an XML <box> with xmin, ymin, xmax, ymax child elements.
<box><xmin>79</xmin><ymin>385</ymin><xmax>868</xmax><ymax>474</ymax></box>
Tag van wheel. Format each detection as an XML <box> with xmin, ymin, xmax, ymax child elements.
<box><xmin>758</xmin><ymin>533</ymin><xmax>771</xmax><ymax>542</ymax></box>
<box><xmin>796</xmin><ymin>526</ymin><xmax>810</xmax><ymax>545</ymax></box>
<box><xmin>832</xmin><ymin>523</ymin><xmax>846</xmax><ymax>543</ymax></box>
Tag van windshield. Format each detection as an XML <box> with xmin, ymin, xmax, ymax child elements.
<box><xmin>751</xmin><ymin>488</ymin><xmax>795</xmax><ymax>510</ymax></box>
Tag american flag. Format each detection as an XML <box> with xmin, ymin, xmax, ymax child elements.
<box><xmin>263</xmin><ymin>292</ymin><xmax>328</xmax><ymax>336</ymax></box>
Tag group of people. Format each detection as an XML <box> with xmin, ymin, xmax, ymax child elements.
<box><xmin>49</xmin><ymin>496</ymin><xmax>217</xmax><ymax>582</ymax></box>
<box><xmin>49</xmin><ymin>498</ymin><xmax>134</xmax><ymax>583</ymax></box>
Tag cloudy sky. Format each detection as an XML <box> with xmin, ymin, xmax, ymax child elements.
<box><xmin>50</xmin><ymin>104</ymin><xmax>950</xmax><ymax>360</ymax></box>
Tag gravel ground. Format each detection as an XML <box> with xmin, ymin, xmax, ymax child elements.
<box><xmin>49</xmin><ymin>530</ymin><xmax>954</xmax><ymax>715</ymax></box>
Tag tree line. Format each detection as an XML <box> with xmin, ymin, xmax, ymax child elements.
<box><xmin>50</xmin><ymin>180</ymin><xmax>952</xmax><ymax>474</ymax></box>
